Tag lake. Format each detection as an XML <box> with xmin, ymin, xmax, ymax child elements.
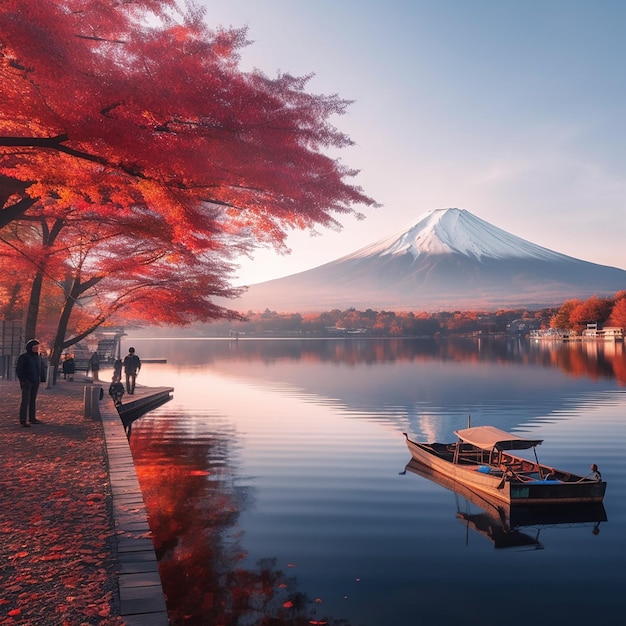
<box><xmin>120</xmin><ymin>337</ymin><xmax>626</xmax><ymax>626</ymax></box>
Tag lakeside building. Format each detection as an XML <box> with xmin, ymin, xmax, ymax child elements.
<box><xmin>530</xmin><ymin>323</ymin><xmax>624</xmax><ymax>342</ymax></box>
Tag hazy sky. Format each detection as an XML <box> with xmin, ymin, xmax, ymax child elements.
<box><xmin>200</xmin><ymin>0</ymin><xmax>626</xmax><ymax>285</ymax></box>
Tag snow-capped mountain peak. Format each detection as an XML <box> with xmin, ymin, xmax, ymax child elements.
<box><xmin>223</xmin><ymin>206</ymin><xmax>626</xmax><ymax>313</ymax></box>
<box><xmin>346</xmin><ymin>208</ymin><xmax>571</xmax><ymax>262</ymax></box>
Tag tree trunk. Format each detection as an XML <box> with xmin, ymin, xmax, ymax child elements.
<box><xmin>50</xmin><ymin>277</ymin><xmax>80</xmax><ymax>372</ymax></box>
<box><xmin>24</xmin><ymin>271</ymin><xmax>43</xmax><ymax>340</ymax></box>
<box><xmin>49</xmin><ymin>274</ymin><xmax>104</xmax><ymax>371</ymax></box>
<box><xmin>22</xmin><ymin>218</ymin><xmax>65</xmax><ymax>341</ymax></box>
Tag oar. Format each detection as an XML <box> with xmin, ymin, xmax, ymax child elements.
<box><xmin>497</xmin><ymin>468</ymin><xmax>513</xmax><ymax>490</ymax></box>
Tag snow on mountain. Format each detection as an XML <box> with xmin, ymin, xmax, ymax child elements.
<box><xmin>344</xmin><ymin>208</ymin><xmax>572</xmax><ymax>262</ymax></box>
<box><xmin>225</xmin><ymin>208</ymin><xmax>626</xmax><ymax>313</ymax></box>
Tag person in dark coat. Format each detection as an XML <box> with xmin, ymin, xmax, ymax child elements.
<box><xmin>62</xmin><ymin>353</ymin><xmax>75</xmax><ymax>381</ymax></box>
<box><xmin>109</xmin><ymin>358</ymin><xmax>125</xmax><ymax>406</ymax></box>
<box><xmin>15</xmin><ymin>339</ymin><xmax>47</xmax><ymax>427</ymax></box>
<box><xmin>122</xmin><ymin>347</ymin><xmax>141</xmax><ymax>395</ymax></box>
<box><xmin>88</xmin><ymin>351</ymin><xmax>100</xmax><ymax>382</ymax></box>
<box><xmin>112</xmin><ymin>358</ymin><xmax>123</xmax><ymax>383</ymax></box>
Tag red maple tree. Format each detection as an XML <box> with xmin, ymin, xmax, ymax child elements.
<box><xmin>0</xmin><ymin>0</ymin><xmax>377</xmax><ymax>352</ymax></box>
<box><xmin>0</xmin><ymin>0</ymin><xmax>375</xmax><ymax>241</ymax></box>
<box><xmin>1</xmin><ymin>201</ymin><xmax>249</xmax><ymax>368</ymax></box>
<box><xmin>0</xmin><ymin>0</ymin><xmax>374</xmax><ymax>354</ymax></box>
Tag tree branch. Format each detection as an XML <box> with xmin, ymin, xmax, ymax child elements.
<box><xmin>0</xmin><ymin>195</ymin><xmax>37</xmax><ymax>228</ymax></box>
<box><xmin>0</xmin><ymin>134</ymin><xmax>109</xmax><ymax>166</ymax></box>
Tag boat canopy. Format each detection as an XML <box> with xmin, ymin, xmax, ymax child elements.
<box><xmin>453</xmin><ymin>426</ymin><xmax>543</xmax><ymax>451</ymax></box>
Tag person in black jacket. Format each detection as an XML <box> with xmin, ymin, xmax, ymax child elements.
<box><xmin>122</xmin><ymin>347</ymin><xmax>141</xmax><ymax>395</ymax></box>
<box><xmin>112</xmin><ymin>358</ymin><xmax>123</xmax><ymax>383</ymax></box>
<box><xmin>88</xmin><ymin>351</ymin><xmax>100</xmax><ymax>382</ymax></box>
<box><xmin>15</xmin><ymin>339</ymin><xmax>47</xmax><ymax>427</ymax></box>
<box><xmin>62</xmin><ymin>353</ymin><xmax>75</xmax><ymax>381</ymax></box>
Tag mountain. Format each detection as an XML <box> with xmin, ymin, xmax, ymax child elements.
<box><xmin>230</xmin><ymin>208</ymin><xmax>626</xmax><ymax>312</ymax></box>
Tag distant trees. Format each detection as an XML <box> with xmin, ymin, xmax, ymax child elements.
<box><xmin>188</xmin><ymin>306</ymin><xmax>553</xmax><ymax>338</ymax></box>
<box><xmin>187</xmin><ymin>293</ymin><xmax>626</xmax><ymax>338</ymax></box>
<box><xmin>551</xmin><ymin>294</ymin><xmax>621</xmax><ymax>333</ymax></box>
<box><xmin>607</xmin><ymin>291</ymin><xmax>626</xmax><ymax>328</ymax></box>
<box><xmin>0</xmin><ymin>0</ymin><xmax>375</xmax><ymax>365</ymax></box>
<box><xmin>550</xmin><ymin>299</ymin><xmax>579</xmax><ymax>331</ymax></box>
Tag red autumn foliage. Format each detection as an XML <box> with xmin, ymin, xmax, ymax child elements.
<box><xmin>0</xmin><ymin>0</ymin><xmax>374</xmax><ymax>238</ymax></box>
<box><xmin>129</xmin><ymin>417</ymin><xmax>341</xmax><ymax>625</ymax></box>
<box><xmin>0</xmin><ymin>0</ymin><xmax>376</xmax><ymax>361</ymax></box>
<box><xmin>607</xmin><ymin>294</ymin><xmax>626</xmax><ymax>328</ymax></box>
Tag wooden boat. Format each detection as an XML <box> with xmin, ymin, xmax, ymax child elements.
<box><xmin>404</xmin><ymin>458</ymin><xmax>607</xmax><ymax>549</ymax></box>
<box><xmin>403</xmin><ymin>425</ymin><xmax>606</xmax><ymax>505</ymax></box>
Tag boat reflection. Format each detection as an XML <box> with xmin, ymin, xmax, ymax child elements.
<box><xmin>403</xmin><ymin>458</ymin><xmax>607</xmax><ymax>550</ymax></box>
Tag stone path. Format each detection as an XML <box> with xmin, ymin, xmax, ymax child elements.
<box><xmin>0</xmin><ymin>378</ymin><xmax>170</xmax><ymax>625</ymax></box>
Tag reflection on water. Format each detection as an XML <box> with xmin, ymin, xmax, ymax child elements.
<box><xmin>133</xmin><ymin>337</ymin><xmax>625</xmax><ymax>442</ymax></box>
<box><xmin>132</xmin><ymin>336</ymin><xmax>626</xmax><ymax>385</ymax></box>
<box><xmin>130</xmin><ymin>414</ymin><xmax>310</xmax><ymax>625</ymax></box>
<box><xmin>126</xmin><ymin>338</ymin><xmax>626</xmax><ymax>626</ymax></box>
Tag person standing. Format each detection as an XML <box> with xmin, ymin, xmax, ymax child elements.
<box><xmin>88</xmin><ymin>351</ymin><xmax>100</xmax><ymax>382</ymax></box>
<box><xmin>62</xmin><ymin>353</ymin><xmax>75</xmax><ymax>381</ymax></box>
<box><xmin>123</xmin><ymin>347</ymin><xmax>141</xmax><ymax>395</ymax></box>
<box><xmin>15</xmin><ymin>339</ymin><xmax>47</xmax><ymax>427</ymax></box>
<box><xmin>112</xmin><ymin>358</ymin><xmax>123</xmax><ymax>383</ymax></box>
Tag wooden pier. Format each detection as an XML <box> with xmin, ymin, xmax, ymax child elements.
<box><xmin>97</xmin><ymin>385</ymin><xmax>175</xmax><ymax>625</ymax></box>
<box><xmin>116</xmin><ymin>385</ymin><xmax>174</xmax><ymax>429</ymax></box>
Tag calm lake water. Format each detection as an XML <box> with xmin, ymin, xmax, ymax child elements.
<box><xmin>120</xmin><ymin>337</ymin><xmax>626</xmax><ymax>626</ymax></box>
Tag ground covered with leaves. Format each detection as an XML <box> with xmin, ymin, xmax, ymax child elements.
<box><xmin>0</xmin><ymin>378</ymin><xmax>124</xmax><ymax>626</ymax></box>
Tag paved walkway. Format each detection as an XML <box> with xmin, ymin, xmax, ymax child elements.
<box><xmin>0</xmin><ymin>378</ymin><xmax>169</xmax><ymax>625</ymax></box>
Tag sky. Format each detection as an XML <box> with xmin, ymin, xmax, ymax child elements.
<box><xmin>198</xmin><ymin>0</ymin><xmax>626</xmax><ymax>286</ymax></box>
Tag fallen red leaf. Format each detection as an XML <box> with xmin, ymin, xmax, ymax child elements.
<box><xmin>39</xmin><ymin>554</ymin><xmax>66</xmax><ymax>561</ymax></box>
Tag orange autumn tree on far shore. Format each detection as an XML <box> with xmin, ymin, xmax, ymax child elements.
<box><xmin>0</xmin><ymin>0</ymin><xmax>376</xmax><ymax>355</ymax></box>
<box><xmin>606</xmin><ymin>291</ymin><xmax>626</xmax><ymax>329</ymax></box>
<box><xmin>550</xmin><ymin>295</ymin><xmax>618</xmax><ymax>333</ymax></box>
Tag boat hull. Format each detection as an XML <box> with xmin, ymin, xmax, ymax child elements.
<box><xmin>404</xmin><ymin>436</ymin><xmax>606</xmax><ymax>505</ymax></box>
<box><xmin>404</xmin><ymin>458</ymin><xmax>607</xmax><ymax>548</ymax></box>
